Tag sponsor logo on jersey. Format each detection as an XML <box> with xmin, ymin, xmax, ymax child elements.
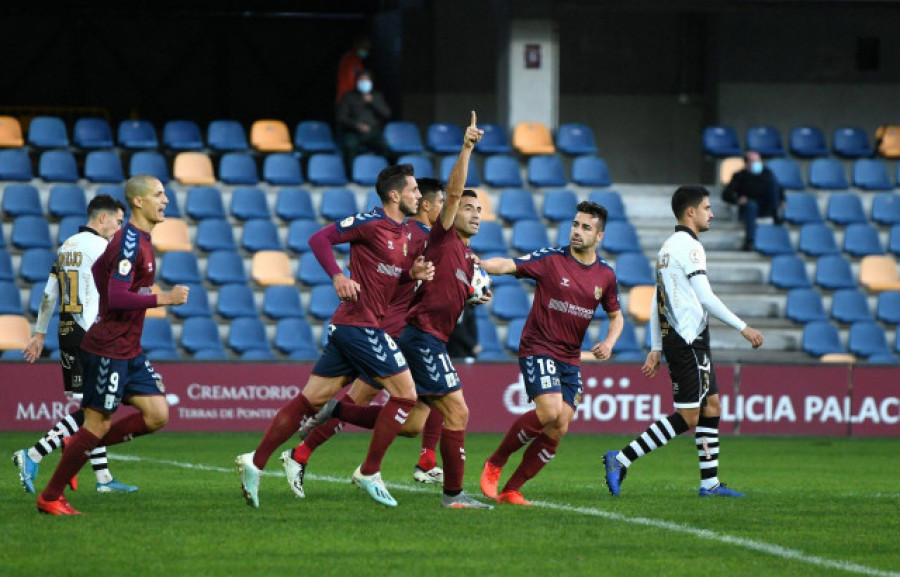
<box><xmin>548</xmin><ymin>298</ymin><xmax>593</xmax><ymax>319</ymax></box>
<box><xmin>376</xmin><ymin>263</ymin><xmax>403</xmax><ymax>278</ymax></box>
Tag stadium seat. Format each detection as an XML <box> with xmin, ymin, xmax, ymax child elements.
<box><xmin>802</xmin><ymin>321</ymin><xmax>847</xmax><ymax>357</ymax></box>
<box><xmin>626</xmin><ymin>285</ymin><xmax>655</xmax><ymax>323</ymax></box>
<box><xmin>498</xmin><ymin>189</ymin><xmax>538</xmax><ymax>223</ymax></box>
<box><xmin>173</xmin><ymin>152</ymin><xmax>216</xmax><ymax>186</ymax></box>
<box><xmin>555</xmin><ymin>220</ymin><xmax>573</xmax><ymax>246</ymax></box>
<box><xmin>511</xmin><ymin>220</ymin><xmax>549</xmax><ymax>254</ymax></box>
<box><xmin>38</xmin><ymin>150</ymin><xmax>79</xmax><ymax>182</ymax></box>
<box><xmin>218</xmin><ymin>152</ymin><xmax>258</xmax><ymax>185</ymax></box>
<box><xmin>185</xmin><ymin>186</ymin><xmax>226</xmax><ymax>220</ymax></box>
<box><xmin>867</xmin><ymin>352</ymin><xmax>898</xmax><ymax>364</ymax></box>
<box><xmin>160</xmin><ymin>251</ymin><xmax>202</xmax><ymax>285</ymax></box>
<box><xmin>474</xmin><ymin>189</ymin><xmax>496</xmax><ymax>221</ymax></box>
<box><xmin>56</xmin><ymin>216</ymin><xmax>82</xmax><ymax>246</ymax></box>
<box><xmin>250</xmin><ymin>119</ymin><xmax>292</xmax><ymax>152</ymax></box>
<box><xmin>602</xmin><ymin>221</ymin><xmax>642</xmax><ymax>254</ymax></box>
<box><xmin>440</xmin><ymin>155</ymin><xmax>481</xmax><ymax>187</ymax></box>
<box><xmin>826</xmin><ymin>193</ymin><xmax>867</xmax><ymax>226</ymax></box>
<box><xmin>320</xmin><ymin>187</ymin><xmax>358</xmax><ymax>221</ymax></box>
<box><xmin>832</xmin><ymin>127</ymin><xmax>874</xmax><ymax>158</ymax></box>
<box><xmin>745</xmin><ymin>125</ymin><xmax>785</xmax><ymax>157</ymax></box>
<box><xmin>784</xmin><ymin>192</ymin><xmax>823</xmax><ymax>225</ymax></box>
<box><xmin>19</xmin><ymin>248</ymin><xmax>56</xmax><ymax>283</ymax></box>
<box><xmin>427</xmin><ymin>122</ymin><xmax>463</xmax><ymax>154</ymax></box>
<box><xmin>192</xmin><ymin>348</ymin><xmax>229</xmax><ymax>360</ymax></box>
<box><xmin>275</xmin><ymin>318</ymin><xmax>318</xmax><ymax>359</ymax></box>
<box><xmin>571</xmin><ymin>155</ymin><xmax>612</xmax><ymax>187</ymax></box>
<box><xmin>252</xmin><ymin>251</ymin><xmax>293</xmax><ymax>286</ymax></box>
<box><xmin>231</xmin><ymin>187</ymin><xmax>271</xmax><ymax>221</ymax></box>
<box><xmin>871</xmin><ymin>193</ymin><xmax>900</xmax><ymax>226</ymax></box>
<box><xmin>588</xmin><ymin>190</ymin><xmax>627</xmax><ymax>221</ymax></box>
<box><xmin>308</xmin><ymin>284</ymin><xmax>342</xmax><ymax>319</ymax></box>
<box><xmin>0</xmin><ymin>250</ymin><xmax>13</xmax><ymax>281</ymax></box>
<box><xmin>753</xmin><ymin>224</ymin><xmax>795</xmax><ymax>255</ymax></box>
<box><xmin>815</xmin><ymin>255</ymin><xmax>856</xmax><ymax>290</ymax></box>
<box><xmin>207</xmin><ymin>120</ymin><xmax>248</xmax><ymax>151</ymax></box>
<box><xmin>27</xmin><ymin>116</ymin><xmax>69</xmax><ymax>148</ymax></box>
<box><xmin>12</xmin><ymin>217</ymin><xmax>52</xmax><ymax>250</ymax></box>
<box><xmin>364</xmin><ymin>190</ymin><xmax>381</xmax><ymax>212</ymax></box>
<box><xmin>240</xmin><ymin>219</ymin><xmax>282</xmax><ymax>253</ymax></box>
<box><xmin>718</xmin><ymin>156</ymin><xmax>744</xmax><ymax>187</ymax></box>
<box><xmin>275</xmin><ymin>188</ymin><xmax>315</xmax><ymax>221</ymax></box>
<box><xmin>474</xmin><ymin>317</ymin><xmax>507</xmax><ymax>360</ymax></box>
<box><xmin>482</xmin><ymin>155</ymin><xmax>523</xmax><ymax>188</ymax></box>
<box><xmin>162</xmin><ymin>120</ymin><xmax>204</xmax><ymax>151</ymax></box>
<box><xmin>504</xmin><ymin>317</ymin><xmax>526</xmax><ymax>353</ymax></box>
<box><xmin>141</xmin><ymin>318</ymin><xmax>177</xmax><ymax>354</ymax></box>
<box><xmin>848</xmin><ymin>321</ymin><xmax>891</xmax><ymax>358</ymax></box>
<box><xmin>73</xmin><ymin>117</ymin><xmax>113</xmax><ymax>149</ymax></box>
<box><xmin>843</xmin><ymin>223</ymin><xmax>884</xmax><ymax>257</ymax></box>
<box><xmin>556</xmin><ymin>123</ymin><xmax>598</xmax><ymax>156</ymax></box>
<box><xmin>216</xmin><ymin>283</ymin><xmax>258</xmax><ymax>319</ymax></box>
<box><xmin>384</xmin><ymin>121</ymin><xmax>424</xmax><ymax>155</ymax></box>
<box><xmin>890</xmin><ymin>225</ymin><xmax>900</xmax><ymax>256</ymax></box>
<box><xmin>767</xmin><ymin>158</ymin><xmax>805</xmax><ymax>190</ymax></box>
<box><xmin>702</xmin><ymin>125</ymin><xmax>741</xmax><ymax>157</ymax></box>
<box><xmin>226</xmin><ymin>317</ymin><xmax>270</xmax><ymax>354</ymax></box>
<box><xmin>876</xmin><ymin>291</ymin><xmax>900</xmax><ymax>324</ymax></box>
<box><xmin>0</xmin><ymin>282</ymin><xmax>23</xmax><ymax>314</ymax></box>
<box><xmin>513</xmin><ymin>122</ymin><xmax>555</xmax><ymax>155</ymax></box>
<box><xmin>297</xmin><ymin>253</ymin><xmax>333</xmax><ymax>286</ymax></box>
<box><xmin>151</xmin><ymin>218</ymin><xmax>192</xmax><ymax>252</ymax></box>
<box><xmin>170</xmin><ymin>283</ymin><xmax>211</xmax><ymax>319</ymax></box>
<box><xmin>0</xmin><ymin>148</ymin><xmax>33</xmax><ymax>181</ymax></box>
<box><xmin>195</xmin><ymin>219</ymin><xmax>236</xmax><ymax>252</ymax></box>
<box><xmin>263</xmin><ymin>153</ymin><xmax>303</xmax><ymax>185</ymax></box>
<box><xmin>809</xmin><ymin>158</ymin><xmax>849</xmax><ymax>190</ymax></box>
<box><xmin>527</xmin><ymin>155</ymin><xmax>567</xmax><ymax>188</ymax></box>
<box><xmin>492</xmin><ymin>285</ymin><xmax>531</xmax><ymax>320</ymax></box>
<box><xmin>352</xmin><ymin>154</ymin><xmax>388</xmax><ymax>186</ymax></box>
<box><xmin>306</xmin><ymin>153</ymin><xmax>348</xmax><ymax>186</ymax></box>
<box><xmin>117</xmin><ymin>119</ymin><xmax>158</xmax><ymax>149</ymax></box>
<box><xmin>286</xmin><ymin>219</ymin><xmax>321</xmax><ymax>254</ymax></box>
<box><xmin>852</xmin><ymin>159</ymin><xmax>893</xmax><ymax>191</ymax></box>
<box><xmin>875</xmin><ymin>125</ymin><xmax>900</xmax><ymax>158</ymax></box>
<box><xmin>262</xmin><ymin>285</ymin><xmax>304</xmax><ymax>319</ymax></box>
<box><xmin>785</xmin><ymin>288</ymin><xmax>828</xmax><ymax>323</ymax></box>
<box><xmin>294</xmin><ymin>121</ymin><xmax>338</xmax><ymax>154</ymax></box>
<box><xmin>615</xmin><ymin>252</ymin><xmax>655</xmax><ymax>287</ymax></box>
<box><xmin>129</xmin><ymin>151</ymin><xmax>169</xmax><ymax>184</ymax></box>
<box><xmin>542</xmin><ymin>189</ymin><xmax>578</xmax><ymax>222</ymax></box>
<box><xmin>84</xmin><ymin>150</ymin><xmax>124</xmax><ymax>183</ymax></box>
<box><xmin>469</xmin><ymin>220</ymin><xmax>506</xmax><ymax>254</ymax></box>
<box><xmin>798</xmin><ymin>223</ymin><xmax>840</xmax><ymax>257</ymax></box>
<box><xmin>2</xmin><ymin>184</ymin><xmax>43</xmax><ymax>217</ymax></box>
<box><xmin>602</xmin><ymin>318</ymin><xmax>644</xmax><ymax>358</ymax></box>
<box><xmin>397</xmin><ymin>154</ymin><xmax>435</xmax><ymax>179</ymax></box>
<box><xmin>0</xmin><ymin>315</ymin><xmax>30</xmax><ymax>350</ymax></box>
<box><xmin>27</xmin><ymin>283</ymin><xmax>45</xmax><ymax>315</ymax></box>
<box><xmin>166</xmin><ymin>184</ymin><xmax>184</xmax><ymax>216</ymax></box>
<box><xmin>475</xmin><ymin>122</ymin><xmax>512</xmax><ymax>155</ymax></box>
<box><xmin>859</xmin><ymin>255</ymin><xmax>900</xmax><ymax>292</ymax></box>
<box><xmin>769</xmin><ymin>254</ymin><xmax>812</xmax><ymax>289</ymax></box>
<box><xmin>789</xmin><ymin>126</ymin><xmax>829</xmax><ymax>158</ymax></box>
<box><xmin>831</xmin><ymin>288</ymin><xmax>873</xmax><ymax>324</ymax></box>
<box><xmin>206</xmin><ymin>250</ymin><xmax>247</xmax><ymax>285</ymax></box>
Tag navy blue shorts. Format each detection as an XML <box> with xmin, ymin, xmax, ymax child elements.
<box><xmin>312</xmin><ymin>324</ymin><xmax>408</xmax><ymax>381</ymax></box>
<box><xmin>397</xmin><ymin>325</ymin><xmax>460</xmax><ymax>397</ymax></box>
<box><xmin>519</xmin><ymin>355</ymin><xmax>583</xmax><ymax>409</ymax></box>
<box><xmin>80</xmin><ymin>351</ymin><xmax>163</xmax><ymax>413</ymax></box>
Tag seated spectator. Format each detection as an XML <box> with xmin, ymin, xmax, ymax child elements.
<box><xmin>722</xmin><ymin>149</ymin><xmax>785</xmax><ymax>250</ymax></box>
<box><xmin>336</xmin><ymin>70</ymin><xmax>392</xmax><ymax>174</ymax></box>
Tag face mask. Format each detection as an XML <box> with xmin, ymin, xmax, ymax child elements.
<box><xmin>749</xmin><ymin>161</ymin><xmax>763</xmax><ymax>175</ymax></box>
<box><xmin>357</xmin><ymin>79</ymin><xmax>373</xmax><ymax>94</ymax></box>
<box><xmin>357</xmin><ymin>49</ymin><xmax>369</xmax><ymax>59</ymax></box>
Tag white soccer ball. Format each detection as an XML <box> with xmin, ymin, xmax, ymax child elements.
<box><xmin>467</xmin><ymin>262</ymin><xmax>492</xmax><ymax>304</ymax></box>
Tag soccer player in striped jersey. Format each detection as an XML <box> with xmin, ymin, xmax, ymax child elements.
<box><xmin>603</xmin><ymin>185</ymin><xmax>763</xmax><ymax>498</ymax></box>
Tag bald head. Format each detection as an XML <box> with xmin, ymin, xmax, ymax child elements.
<box><xmin>124</xmin><ymin>174</ymin><xmax>162</xmax><ymax>209</ymax></box>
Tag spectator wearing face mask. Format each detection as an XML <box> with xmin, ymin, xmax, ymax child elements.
<box><xmin>336</xmin><ymin>35</ymin><xmax>371</xmax><ymax>104</ymax></box>
<box><xmin>336</xmin><ymin>69</ymin><xmax>392</xmax><ymax>174</ymax></box>
<box><xmin>722</xmin><ymin>149</ymin><xmax>785</xmax><ymax>250</ymax></box>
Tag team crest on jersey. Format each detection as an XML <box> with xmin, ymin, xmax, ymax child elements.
<box><xmin>689</xmin><ymin>248</ymin><xmax>701</xmax><ymax>263</ymax></box>
<box><xmin>561</xmin><ymin>277</ymin><xmax>570</xmax><ymax>287</ymax></box>
<box><xmin>118</xmin><ymin>259</ymin><xmax>132</xmax><ymax>276</ymax></box>
<box><xmin>340</xmin><ymin>216</ymin><xmax>355</xmax><ymax>228</ymax></box>
<box><xmin>594</xmin><ymin>286</ymin><xmax>602</xmax><ymax>300</ymax></box>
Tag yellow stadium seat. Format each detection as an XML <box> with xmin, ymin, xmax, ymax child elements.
<box><xmin>719</xmin><ymin>156</ymin><xmax>745</xmax><ymax>186</ymax></box>
<box><xmin>0</xmin><ymin>315</ymin><xmax>30</xmax><ymax>350</ymax></box>
<box><xmin>250</xmin><ymin>120</ymin><xmax>293</xmax><ymax>153</ymax></box>
<box><xmin>474</xmin><ymin>188</ymin><xmax>496</xmax><ymax>222</ymax></box>
<box><xmin>146</xmin><ymin>284</ymin><xmax>166</xmax><ymax>318</ymax></box>
<box><xmin>173</xmin><ymin>152</ymin><xmax>216</xmax><ymax>185</ymax></box>
<box><xmin>875</xmin><ymin>125</ymin><xmax>900</xmax><ymax>159</ymax></box>
<box><xmin>859</xmin><ymin>255</ymin><xmax>900</xmax><ymax>292</ymax></box>
<box><xmin>627</xmin><ymin>285</ymin><xmax>656</xmax><ymax>323</ymax></box>
<box><xmin>512</xmin><ymin>122</ymin><xmax>555</xmax><ymax>155</ymax></box>
<box><xmin>152</xmin><ymin>218</ymin><xmax>192</xmax><ymax>253</ymax></box>
<box><xmin>252</xmin><ymin>251</ymin><xmax>294</xmax><ymax>286</ymax></box>
<box><xmin>0</xmin><ymin>116</ymin><xmax>25</xmax><ymax>147</ymax></box>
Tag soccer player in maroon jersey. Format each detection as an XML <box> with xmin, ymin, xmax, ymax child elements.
<box><xmin>236</xmin><ymin>163</ymin><xmax>434</xmax><ymax>508</ymax></box>
<box><xmin>479</xmin><ymin>201</ymin><xmax>623</xmax><ymax>505</ymax></box>
<box><xmin>36</xmin><ymin>175</ymin><xmax>190</xmax><ymax>515</ymax></box>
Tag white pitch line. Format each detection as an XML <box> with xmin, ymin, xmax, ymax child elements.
<box><xmin>110</xmin><ymin>454</ymin><xmax>899</xmax><ymax>577</ymax></box>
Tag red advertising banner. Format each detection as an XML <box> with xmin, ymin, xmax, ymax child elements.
<box><xmin>847</xmin><ymin>367</ymin><xmax>900</xmax><ymax>437</ymax></box>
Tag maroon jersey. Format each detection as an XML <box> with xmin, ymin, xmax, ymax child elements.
<box><xmin>515</xmin><ymin>246</ymin><xmax>620</xmax><ymax>364</ymax></box>
<box><xmin>330</xmin><ymin>207</ymin><xmax>413</xmax><ymax>328</ymax></box>
<box><xmin>381</xmin><ymin>219</ymin><xmax>430</xmax><ymax>338</ymax></box>
<box><xmin>406</xmin><ymin>217</ymin><xmax>474</xmax><ymax>342</ymax></box>
<box><xmin>81</xmin><ymin>223</ymin><xmax>158</xmax><ymax>359</ymax></box>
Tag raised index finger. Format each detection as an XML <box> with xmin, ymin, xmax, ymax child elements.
<box><xmin>470</xmin><ymin>110</ymin><xmax>477</xmax><ymax>128</ymax></box>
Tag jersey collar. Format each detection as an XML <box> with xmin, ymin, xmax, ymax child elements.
<box><xmin>79</xmin><ymin>226</ymin><xmax>103</xmax><ymax>238</ymax></box>
<box><xmin>675</xmin><ymin>225</ymin><xmax>699</xmax><ymax>241</ymax></box>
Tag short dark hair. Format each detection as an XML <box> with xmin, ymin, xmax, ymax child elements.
<box><xmin>87</xmin><ymin>194</ymin><xmax>126</xmax><ymax>220</ymax></box>
<box><xmin>417</xmin><ymin>177</ymin><xmax>444</xmax><ymax>203</ymax></box>
<box><xmin>671</xmin><ymin>185</ymin><xmax>710</xmax><ymax>219</ymax></box>
<box><xmin>462</xmin><ymin>189</ymin><xmax>478</xmax><ymax>199</ymax></box>
<box><xmin>575</xmin><ymin>200</ymin><xmax>608</xmax><ymax>231</ymax></box>
<box><xmin>356</xmin><ymin>69</ymin><xmax>372</xmax><ymax>80</ymax></box>
<box><xmin>375</xmin><ymin>164</ymin><xmax>414</xmax><ymax>201</ymax></box>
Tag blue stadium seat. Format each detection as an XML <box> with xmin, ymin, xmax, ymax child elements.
<box><xmin>0</xmin><ymin>148</ymin><xmax>34</xmax><ymax>181</ymax></box>
<box><xmin>571</xmin><ymin>155</ymin><xmax>612</xmax><ymax>187</ymax></box>
<box><xmin>555</xmin><ymin>221</ymin><xmax>573</xmax><ymax>246</ymax></box>
<box><xmin>129</xmin><ymin>151</ymin><xmax>169</xmax><ymax>184</ymax></box>
<box><xmin>831</xmin><ymin>288</ymin><xmax>873</xmax><ymax>324</ymax></box>
<box><xmin>852</xmin><ymin>159</ymin><xmax>893</xmax><ymax>191</ymax></box>
<box><xmin>498</xmin><ymin>189</ymin><xmax>538</xmax><ymax>223</ymax></box>
<box><xmin>802</xmin><ymin>321</ymin><xmax>846</xmax><ymax>357</ymax></box>
<box><xmin>275</xmin><ymin>188</ymin><xmax>315</xmax><ymax>221</ymax></box>
<box><xmin>871</xmin><ymin>193</ymin><xmax>900</xmax><ymax>226</ymax></box>
<box><xmin>27</xmin><ymin>116</ymin><xmax>69</xmax><ymax>148</ymax></box>
<box><xmin>242</xmin><ymin>348</ymin><xmax>276</xmax><ymax>360</ymax></box>
<box><xmin>117</xmin><ymin>119</ymin><xmax>158</xmax><ymax>149</ymax></box>
<box><xmin>556</xmin><ymin>123</ymin><xmax>598</xmax><ymax>156</ymax></box>
<box><xmin>504</xmin><ymin>318</ymin><xmax>526</xmax><ymax>353</ymax></box>
<box><xmin>475</xmin><ymin>123</ymin><xmax>512</xmax><ymax>155</ymax></box>
<box><xmin>440</xmin><ymin>155</ymin><xmax>481</xmax><ymax>187</ymax></box>
<box><xmin>602</xmin><ymin>221</ymin><xmax>642</xmax><ymax>254</ymax></box>
<box><xmin>542</xmin><ymin>189</ymin><xmax>578</xmax><ymax>222</ymax></box>
<box><xmin>207</xmin><ymin>120</ymin><xmax>248</xmax><ymax>152</ymax></box>
<box><xmin>614</xmin><ymin>252</ymin><xmax>655</xmax><ymax>287</ymax></box>
<box><xmin>492</xmin><ymin>285</ymin><xmax>531</xmax><ymax>320</ymax></box>
<box><xmin>352</xmin><ymin>154</ymin><xmax>388</xmax><ymax>186</ymax></box>
<box><xmin>767</xmin><ymin>158</ymin><xmax>805</xmax><ymax>190</ymax></box>
<box><xmin>163</xmin><ymin>186</ymin><xmax>181</xmax><ymax>218</ymax></box>
<box><xmin>0</xmin><ymin>281</ymin><xmax>23</xmax><ymax>314</ymax></box>
<box><xmin>160</xmin><ymin>251</ymin><xmax>202</xmax><ymax>285</ymax></box>
<box><xmin>294</xmin><ymin>120</ymin><xmax>338</xmax><ymax>154</ymax></box>
<box><xmin>809</xmin><ymin>158</ymin><xmax>849</xmax><ymax>190</ymax></box>
<box><xmin>581</xmin><ymin>325</ymin><xmax>599</xmax><ymax>352</ymax></box>
<box><xmin>427</xmin><ymin>122</ymin><xmax>463</xmax><ymax>154</ymax></box>
<box><xmin>297</xmin><ymin>254</ymin><xmax>333</xmax><ymax>287</ymax></box>
<box><xmin>227</xmin><ymin>317</ymin><xmax>270</xmax><ymax>353</ymax></box>
<box><xmin>588</xmin><ymin>190</ymin><xmax>627</xmax><ymax>221</ymax></box>
<box><xmin>206</xmin><ymin>250</ymin><xmax>247</xmax><ymax>285</ymax></box>
<box><xmin>511</xmin><ymin>220</ymin><xmax>549</xmax><ymax>254</ymax></box>
<box><xmin>470</xmin><ymin>220</ymin><xmax>507</xmax><ymax>254</ymax></box>
<box><xmin>141</xmin><ymin>318</ymin><xmax>177</xmax><ymax>353</ymax></box>
<box><xmin>275</xmin><ymin>318</ymin><xmax>318</xmax><ymax>359</ymax></box>
<box><xmin>218</xmin><ymin>152</ymin><xmax>258</xmax><ymax>185</ymax></box>
<box><xmin>96</xmin><ymin>185</ymin><xmax>129</xmax><ymax>219</ymax></box>
<box><xmin>308</xmin><ymin>285</ymin><xmax>342</xmax><ymax>320</ymax></box>
<box><xmin>474</xmin><ymin>317</ymin><xmax>507</xmax><ymax>360</ymax></box>
<box><xmin>890</xmin><ymin>225</ymin><xmax>900</xmax><ymax>256</ymax></box>
<box><xmin>263</xmin><ymin>153</ymin><xmax>303</xmax><ymax>185</ymax></box>
<box><xmin>38</xmin><ymin>150</ymin><xmax>79</xmax><ymax>182</ymax></box>
<box><xmin>789</xmin><ymin>126</ymin><xmax>829</xmax><ymax>158</ymax></box>
<box><xmin>286</xmin><ymin>219</ymin><xmax>321</xmax><ymax>254</ymax></box>
<box><xmin>815</xmin><ymin>255</ymin><xmax>856</xmax><ymax>290</ymax></box>
<box><xmin>397</xmin><ymin>154</ymin><xmax>435</xmax><ymax>179</ymax></box>
<box><xmin>73</xmin><ymin>117</ymin><xmax>113</xmax><ymax>149</ymax></box>
<box><xmin>2</xmin><ymin>184</ymin><xmax>42</xmax><ymax>217</ymax></box>
<box><xmin>384</xmin><ymin>121</ymin><xmax>424</xmax><ymax>155</ymax></box>
<box><xmin>826</xmin><ymin>193</ymin><xmax>867</xmax><ymax>226</ymax></box>
<box><xmin>216</xmin><ymin>283</ymin><xmax>258</xmax><ymax>319</ymax></box>
<box><xmin>848</xmin><ymin>321</ymin><xmax>891</xmax><ymax>358</ymax></box>
<box><xmin>0</xmin><ymin>250</ymin><xmax>13</xmax><ymax>281</ymax></box>
<box><xmin>162</xmin><ymin>120</ymin><xmax>204</xmax><ymax>151</ymax></box>
<box><xmin>0</xmin><ymin>219</ymin><xmax>6</xmax><ymax>246</ymax></box>
<box><xmin>20</xmin><ymin>248</ymin><xmax>55</xmax><ymax>283</ymax></box>
<box><xmin>84</xmin><ymin>150</ymin><xmax>124</xmax><ymax>183</ymax></box>
<box><xmin>745</xmin><ymin>125</ymin><xmax>785</xmax><ymax>157</ymax></box>
<box><xmin>784</xmin><ymin>192</ymin><xmax>822</xmax><ymax>225</ymax></box>
<box><xmin>769</xmin><ymin>255</ymin><xmax>812</xmax><ymax>289</ymax></box>
<box><xmin>867</xmin><ymin>352</ymin><xmax>899</xmax><ymax>364</ymax></box>
<box><xmin>702</xmin><ymin>125</ymin><xmax>742</xmax><ymax>157</ymax></box>
<box><xmin>307</xmin><ymin>153</ymin><xmax>348</xmax><ymax>186</ymax></box>
<box><xmin>785</xmin><ymin>288</ymin><xmax>827</xmax><ymax>323</ymax></box>
<box><xmin>320</xmin><ymin>188</ymin><xmax>358</xmax><ymax>221</ymax></box>
<box><xmin>527</xmin><ymin>155</ymin><xmax>567</xmax><ymax>188</ymax></box>
<box><xmin>876</xmin><ymin>291</ymin><xmax>900</xmax><ymax>324</ymax></box>
<box><xmin>832</xmin><ymin>127</ymin><xmax>873</xmax><ymax>158</ymax></box>
<box><xmin>170</xmin><ymin>283</ymin><xmax>211</xmax><ymax>319</ymax></box>
<box><xmin>753</xmin><ymin>224</ymin><xmax>795</xmax><ymax>255</ymax></box>
<box><xmin>482</xmin><ymin>155</ymin><xmax>523</xmax><ymax>187</ymax></box>
<box><xmin>231</xmin><ymin>187</ymin><xmax>271</xmax><ymax>221</ymax></box>
<box><xmin>364</xmin><ymin>190</ymin><xmax>380</xmax><ymax>212</ymax></box>
<box><xmin>798</xmin><ymin>223</ymin><xmax>840</xmax><ymax>257</ymax></box>
<box><xmin>262</xmin><ymin>285</ymin><xmax>304</xmax><ymax>319</ymax></box>
<box><xmin>12</xmin><ymin>217</ymin><xmax>52</xmax><ymax>250</ymax></box>
<box><xmin>240</xmin><ymin>219</ymin><xmax>282</xmax><ymax>253</ymax></box>
<box><xmin>606</xmin><ymin>318</ymin><xmax>644</xmax><ymax>358</ymax></box>
<box><xmin>843</xmin><ymin>223</ymin><xmax>884</xmax><ymax>257</ymax></box>
<box><xmin>57</xmin><ymin>216</ymin><xmax>83</xmax><ymax>245</ymax></box>
<box><xmin>195</xmin><ymin>219</ymin><xmax>236</xmax><ymax>252</ymax></box>
<box><xmin>192</xmin><ymin>348</ymin><xmax>229</xmax><ymax>360</ymax></box>
<box><xmin>28</xmin><ymin>283</ymin><xmax>45</xmax><ymax>315</ymax></box>
<box><xmin>185</xmin><ymin>186</ymin><xmax>226</xmax><ymax>220</ymax></box>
